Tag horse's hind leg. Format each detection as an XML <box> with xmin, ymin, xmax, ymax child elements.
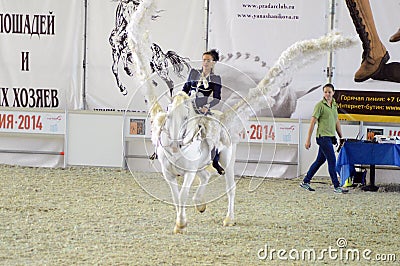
<box><xmin>193</xmin><ymin>170</ymin><xmax>211</xmax><ymax>213</ymax></box>
<box><xmin>220</xmin><ymin>145</ymin><xmax>237</xmax><ymax>227</ymax></box>
<box><xmin>223</xmin><ymin>167</ymin><xmax>236</xmax><ymax>226</ymax></box>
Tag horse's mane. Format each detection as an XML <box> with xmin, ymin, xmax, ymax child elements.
<box><xmin>150</xmin><ymin>92</ymin><xmax>190</xmax><ymax>146</ymax></box>
<box><xmin>165</xmin><ymin>50</ymin><xmax>191</xmax><ymax>78</ymax></box>
<box><xmin>111</xmin><ymin>0</ymin><xmax>141</xmax><ymax>4</ymax></box>
<box><xmin>170</xmin><ymin>91</ymin><xmax>190</xmax><ymax>111</ymax></box>
<box><xmin>151</xmin><ymin>111</ymin><xmax>166</xmax><ymax>145</ymax></box>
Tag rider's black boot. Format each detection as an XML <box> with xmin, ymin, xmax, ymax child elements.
<box><xmin>212</xmin><ymin>151</ymin><xmax>225</xmax><ymax>175</ymax></box>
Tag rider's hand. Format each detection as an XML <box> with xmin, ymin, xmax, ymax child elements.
<box><xmin>200</xmin><ymin>106</ymin><xmax>209</xmax><ymax>114</ymax></box>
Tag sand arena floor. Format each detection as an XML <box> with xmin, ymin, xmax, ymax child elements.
<box><xmin>0</xmin><ymin>164</ymin><xmax>399</xmax><ymax>265</ymax></box>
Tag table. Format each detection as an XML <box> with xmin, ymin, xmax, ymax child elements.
<box><xmin>336</xmin><ymin>141</ymin><xmax>400</xmax><ymax>191</ymax></box>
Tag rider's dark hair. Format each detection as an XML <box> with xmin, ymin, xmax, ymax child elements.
<box><xmin>203</xmin><ymin>49</ymin><xmax>220</xmax><ymax>62</ymax></box>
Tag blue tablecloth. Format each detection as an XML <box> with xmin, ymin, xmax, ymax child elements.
<box><xmin>336</xmin><ymin>141</ymin><xmax>400</xmax><ymax>186</ymax></box>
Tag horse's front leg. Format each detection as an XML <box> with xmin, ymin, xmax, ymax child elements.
<box><xmin>163</xmin><ymin>171</ymin><xmax>180</xmax><ymax>213</ymax></box>
<box><xmin>174</xmin><ymin>171</ymin><xmax>196</xmax><ymax>234</ymax></box>
<box><xmin>193</xmin><ymin>169</ymin><xmax>211</xmax><ymax>213</ymax></box>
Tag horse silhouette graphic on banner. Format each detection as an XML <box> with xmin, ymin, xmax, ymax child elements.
<box><xmin>109</xmin><ymin>0</ymin><xmax>190</xmax><ymax>96</ymax></box>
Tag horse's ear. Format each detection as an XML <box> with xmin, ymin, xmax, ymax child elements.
<box><xmin>176</xmin><ymin>91</ymin><xmax>190</xmax><ymax>100</ymax></box>
<box><xmin>166</xmin><ymin>103</ymin><xmax>173</xmax><ymax>112</ymax></box>
<box><xmin>150</xmin><ymin>101</ymin><xmax>164</xmax><ymax>119</ymax></box>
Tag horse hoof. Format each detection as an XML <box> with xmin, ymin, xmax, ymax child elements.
<box><xmin>195</xmin><ymin>203</ymin><xmax>206</xmax><ymax>213</ymax></box>
<box><xmin>121</xmin><ymin>88</ymin><xmax>128</xmax><ymax>96</ymax></box>
<box><xmin>173</xmin><ymin>222</ymin><xmax>187</xmax><ymax>234</ymax></box>
<box><xmin>223</xmin><ymin>217</ymin><xmax>236</xmax><ymax>227</ymax></box>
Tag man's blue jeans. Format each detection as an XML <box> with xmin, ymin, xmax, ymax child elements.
<box><xmin>303</xmin><ymin>136</ymin><xmax>340</xmax><ymax>188</ymax></box>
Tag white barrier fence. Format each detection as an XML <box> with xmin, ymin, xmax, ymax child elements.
<box><xmin>0</xmin><ymin>108</ymin><xmax>66</xmax><ymax>167</ymax></box>
<box><xmin>124</xmin><ymin>115</ymin><xmax>301</xmax><ymax>178</ymax></box>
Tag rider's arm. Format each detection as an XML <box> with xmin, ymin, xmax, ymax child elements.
<box><xmin>208</xmin><ymin>75</ymin><xmax>222</xmax><ymax>108</ymax></box>
<box><xmin>182</xmin><ymin>69</ymin><xmax>197</xmax><ymax>95</ymax></box>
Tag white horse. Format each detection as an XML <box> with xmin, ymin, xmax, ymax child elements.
<box><xmin>151</xmin><ymin>91</ymin><xmax>236</xmax><ymax>233</ymax></box>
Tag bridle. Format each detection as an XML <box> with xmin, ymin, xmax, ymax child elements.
<box><xmin>159</xmin><ymin>102</ymin><xmax>203</xmax><ymax>151</ymax></box>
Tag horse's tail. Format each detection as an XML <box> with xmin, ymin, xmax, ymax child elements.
<box><xmin>165</xmin><ymin>51</ymin><xmax>191</xmax><ymax>78</ymax></box>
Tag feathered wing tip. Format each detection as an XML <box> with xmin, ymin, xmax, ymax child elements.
<box><xmin>260</xmin><ymin>32</ymin><xmax>357</xmax><ymax>87</ymax></box>
<box><xmin>126</xmin><ymin>0</ymin><xmax>161</xmax><ymax>111</ymax></box>
<box><xmin>221</xmin><ymin>32</ymin><xmax>357</xmax><ymax>135</ymax></box>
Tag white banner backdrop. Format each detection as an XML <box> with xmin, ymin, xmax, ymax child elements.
<box><xmin>207</xmin><ymin>0</ymin><xmax>331</xmax><ymax>179</ymax></box>
<box><xmin>85</xmin><ymin>0</ymin><xmax>205</xmax><ymax>113</ymax></box>
<box><xmin>0</xmin><ymin>0</ymin><xmax>83</xmax><ymax>168</ymax></box>
<box><xmin>208</xmin><ymin>0</ymin><xmax>330</xmax><ymax>119</ymax></box>
<box><xmin>0</xmin><ymin>0</ymin><xmax>84</xmax><ymax>110</ymax></box>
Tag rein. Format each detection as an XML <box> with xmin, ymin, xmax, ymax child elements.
<box><xmin>158</xmin><ymin>102</ymin><xmax>203</xmax><ymax>150</ymax></box>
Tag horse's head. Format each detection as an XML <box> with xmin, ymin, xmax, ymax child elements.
<box><xmin>163</xmin><ymin>92</ymin><xmax>194</xmax><ymax>153</ymax></box>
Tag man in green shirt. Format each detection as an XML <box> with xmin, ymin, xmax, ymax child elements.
<box><xmin>300</xmin><ymin>84</ymin><xmax>348</xmax><ymax>193</ymax></box>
